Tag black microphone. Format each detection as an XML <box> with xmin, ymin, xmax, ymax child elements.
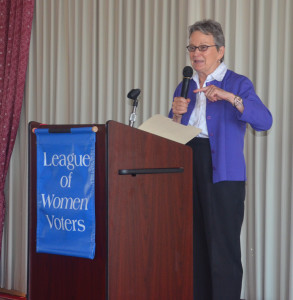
<box><xmin>127</xmin><ymin>89</ymin><xmax>141</xmax><ymax>127</ymax></box>
<box><xmin>181</xmin><ymin>66</ymin><xmax>193</xmax><ymax>98</ymax></box>
<box><xmin>172</xmin><ymin>66</ymin><xmax>193</xmax><ymax>123</ymax></box>
<box><xmin>127</xmin><ymin>89</ymin><xmax>141</xmax><ymax>104</ymax></box>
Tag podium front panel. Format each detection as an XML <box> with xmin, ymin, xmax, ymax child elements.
<box><xmin>106</xmin><ymin>121</ymin><xmax>193</xmax><ymax>300</ymax></box>
<box><xmin>28</xmin><ymin>123</ymin><xmax>107</xmax><ymax>300</ymax></box>
<box><xmin>28</xmin><ymin>121</ymin><xmax>193</xmax><ymax>300</ymax></box>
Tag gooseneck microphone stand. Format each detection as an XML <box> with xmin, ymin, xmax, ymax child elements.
<box><xmin>127</xmin><ymin>89</ymin><xmax>141</xmax><ymax>127</ymax></box>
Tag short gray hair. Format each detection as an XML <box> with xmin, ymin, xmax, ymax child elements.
<box><xmin>188</xmin><ymin>19</ymin><xmax>225</xmax><ymax>61</ymax></box>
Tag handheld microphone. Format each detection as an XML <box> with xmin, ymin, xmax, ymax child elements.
<box><xmin>173</xmin><ymin>66</ymin><xmax>193</xmax><ymax>123</ymax></box>
<box><xmin>181</xmin><ymin>66</ymin><xmax>193</xmax><ymax>98</ymax></box>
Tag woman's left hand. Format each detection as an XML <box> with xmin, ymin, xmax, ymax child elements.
<box><xmin>193</xmin><ymin>85</ymin><xmax>234</xmax><ymax>103</ymax></box>
<box><xmin>194</xmin><ymin>85</ymin><xmax>244</xmax><ymax>113</ymax></box>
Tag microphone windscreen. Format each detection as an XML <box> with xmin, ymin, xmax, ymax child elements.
<box><xmin>127</xmin><ymin>89</ymin><xmax>141</xmax><ymax>100</ymax></box>
<box><xmin>183</xmin><ymin>66</ymin><xmax>193</xmax><ymax>78</ymax></box>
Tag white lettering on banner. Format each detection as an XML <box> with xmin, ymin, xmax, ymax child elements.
<box><xmin>45</xmin><ymin>215</ymin><xmax>86</xmax><ymax>232</ymax></box>
<box><xmin>41</xmin><ymin>194</ymin><xmax>89</xmax><ymax>210</ymax></box>
<box><xmin>60</xmin><ymin>172</ymin><xmax>73</xmax><ymax>188</ymax></box>
<box><xmin>43</xmin><ymin>152</ymin><xmax>90</xmax><ymax>170</ymax></box>
<box><xmin>40</xmin><ymin>147</ymin><xmax>94</xmax><ymax>236</ymax></box>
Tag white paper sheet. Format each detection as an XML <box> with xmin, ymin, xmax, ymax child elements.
<box><xmin>138</xmin><ymin>114</ymin><xmax>201</xmax><ymax>144</ymax></box>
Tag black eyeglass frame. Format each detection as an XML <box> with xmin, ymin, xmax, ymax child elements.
<box><xmin>186</xmin><ymin>45</ymin><xmax>218</xmax><ymax>52</ymax></box>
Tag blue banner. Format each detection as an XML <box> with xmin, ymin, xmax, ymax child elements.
<box><xmin>35</xmin><ymin>127</ymin><xmax>96</xmax><ymax>259</ymax></box>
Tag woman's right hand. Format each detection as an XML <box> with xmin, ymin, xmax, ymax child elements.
<box><xmin>172</xmin><ymin>97</ymin><xmax>190</xmax><ymax>115</ymax></box>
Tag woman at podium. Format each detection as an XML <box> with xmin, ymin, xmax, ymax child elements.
<box><xmin>169</xmin><ymin>19</ymin><xmax>272</xmax><ymax>300</ymax></box>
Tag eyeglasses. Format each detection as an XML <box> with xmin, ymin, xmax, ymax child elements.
<box><xmin>186</xmin><ymin>45</ymin><xmax>217</xmax><ymax>52</ymax></box>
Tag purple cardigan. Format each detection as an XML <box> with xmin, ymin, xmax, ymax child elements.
<box><xmin>168</xmin><ymin>69</ymin><xmax>273</xmax><ymax>183</ymax></box>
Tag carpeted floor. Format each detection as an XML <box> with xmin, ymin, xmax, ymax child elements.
<box><xmin>0</xmin><ymin>291</ymin><xmax>26</xmax><ymax>300</ymax></box>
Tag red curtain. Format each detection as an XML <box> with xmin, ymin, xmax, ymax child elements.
<box><xmin>0</xmin><ymin>0</ymin><xmax>34</xmax><ymax>252</ymax></box>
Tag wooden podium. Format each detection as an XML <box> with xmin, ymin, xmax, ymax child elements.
<box><xmin>28</xmin><ymin>121</ymin><xmax>193</xmax><ymax>300</ymax></box>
